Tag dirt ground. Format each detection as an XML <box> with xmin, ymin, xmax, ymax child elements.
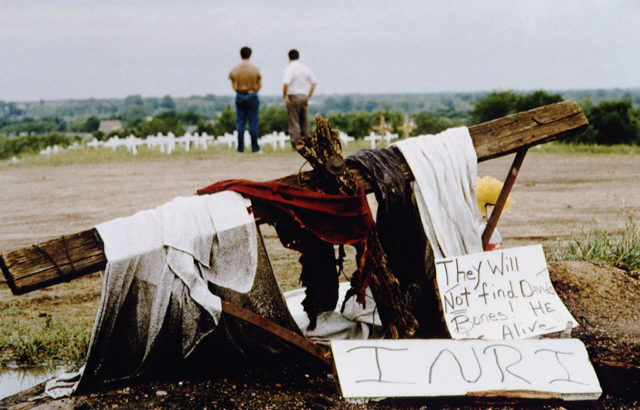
<box><xmin>1</xmin><ymin>151</ymin><xmax>640</xmax><ymax>408</ymax></box>
<box><xmin>2</xmin><ymin>151</ymin><xmax>639</xmax><ymax>252</ymax></box>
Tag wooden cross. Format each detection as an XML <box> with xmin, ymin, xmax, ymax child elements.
<box><xmin>1</xmin><ymin>102</ymin><xmax>589</xmax><ymax>339</ymax></box>
<box><xmin>371</xmin><ymin>115</ymin><xmax>393</xmax><ymax>137</ymax></box>
<box><xmin>396</xmin><ymin>115</ymin><xmax>417</xmax><ymax>139</ymax></box>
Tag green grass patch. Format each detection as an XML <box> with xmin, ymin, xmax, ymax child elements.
<box><xmin>0</xmin><ymin>315</ymin><xmax>91</xmax><ymax>366</ymax></box>
<box><xmin>0</xmin><ymin>275</ymin><xmax>101</xmax><ymax>367</ymax></box>
<box><xmin>1</xmin><ymin>144</ymin><xmax>272</xmax><ymax>168</ymax></box>
<box><xmin>548</xmin><ymin>216</ymin><xmax>640</xmax><ymax>271</ymax></box>
<box><xmin>0</xmin><ymin>137</ymin><xmax>377</xmax><ymax>168</ymax></box>
<box><xmin>0</xmin><ymin>133</ymin><xmax>83</xmax><ymax>160</ymax></box>
<box><xmin>3</xmin><ymin>137</ymin><xmax>640</xmax><ymax>170</ymax></box>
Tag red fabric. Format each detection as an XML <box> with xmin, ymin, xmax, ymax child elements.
<box><xmin>196</xmin><ymin>179</ymin><xmax>374</xmax><ymax>245</ymax></box>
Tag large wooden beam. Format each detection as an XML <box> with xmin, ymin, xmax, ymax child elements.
<box><xmin>1</xmin><ymin>101</ymin><xmax>588</xmax><ymax>295</ymax></box>
<box><xmin>1</xmin><ymin>229</ymin><xmax>106</xmax><ymax>295</ymax></box>
<box><xmin>471</xmin><ymin>99</ymin><xmax>586</xmax><ymax>161</ymax></box>
<box><xmin>279</xmin><ymin>100</ymin><xmax>587</xmax><ymax>190</ymax></box>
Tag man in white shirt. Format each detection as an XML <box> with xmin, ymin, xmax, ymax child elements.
<box><xmin>282</xmin><ymin>49</ymin><xmax>316</xmax><ymax>148</ymax></box>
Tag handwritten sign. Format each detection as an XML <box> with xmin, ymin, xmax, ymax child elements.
<box><xmin>435</xmin><ymin>245</ymin><xmax>577</xmax><ymax>340</ymax></box>
<box><xmin>331</xmin><ymin>339</ymin><xmax>601</xmax><ymax>400</ymax></box>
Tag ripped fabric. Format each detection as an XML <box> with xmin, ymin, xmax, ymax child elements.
<box><xmin>196</xmin><ymin>179</ymin><xmax>375</xmax><ymax>329</ymax></box>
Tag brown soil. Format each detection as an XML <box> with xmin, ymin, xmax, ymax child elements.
<box><xmin>1</xmin><ymin>152</ymin><xmax>640</xmax><ymax>409</ymax></box>
<box><xmin>3</xmin><ymin>152</ymin><xmax>639</xmax><ymax>252</ymax></box>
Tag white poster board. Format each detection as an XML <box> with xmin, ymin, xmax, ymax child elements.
<box><xmin>435</xmin><ymin>244</ymin><xmax>577</xmax><ymax>340</ymax></box>
<box><xmin>331</xmin><ymin>339</ymin><xmax>601</xmax><ymax>400</ymax></box>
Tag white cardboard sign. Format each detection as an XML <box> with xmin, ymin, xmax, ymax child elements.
<box><xmin>435</xmin><ymin>244</ymin><xmax>577</xmax><ymax>340</ymax></box>
<box><xmin>331</xmin><ymin>339</ymin><xmax>601</xmax><ymax>400</ymax></box>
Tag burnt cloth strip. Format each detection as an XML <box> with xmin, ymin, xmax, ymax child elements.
<box><xmin>196</xmin><ymin>179</ymin><xmax>375</xmax><ymax>330</ymax></box>
<box><xmin>346</xmin><ymin>148</ymin><xmax>428</xmax><ymax>284</ymax></box>
<box><xmin>346</xmin><ymin>148</ymin><xmax>448</xmax><ymax>337</ymax></box>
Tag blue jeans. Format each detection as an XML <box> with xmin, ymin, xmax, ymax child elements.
<box><xmin>235</xmin><ymin>92</ymin><xmax>260</xmax><ymax>152</ymax></box>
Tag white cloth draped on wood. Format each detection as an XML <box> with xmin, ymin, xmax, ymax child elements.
<box><xmin>392</xmin><ymin>127</ymin><xmax>482</xmax><ymax>258</ymax></box>
<box><xmin>45</xmin><ymin>192</ymin><xmax>257</xmax><ymax>399</ymax></box>
<box><xmin>284</xmin><ymin>282</ymin><xmax>381</xmax><ymax>344</ymax></box>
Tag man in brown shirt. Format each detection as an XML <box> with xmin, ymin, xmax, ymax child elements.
<box><xmin>229</xmin><ymin>46</ymin><xmax>262</xmax><ymax>153</ymax></box>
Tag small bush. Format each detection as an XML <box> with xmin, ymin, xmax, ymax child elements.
<box><xmin>0</xmin><ymin>316</ymin><xmax>91</xmax><ymax>366</ymax></box>
<box><xmin>0</xmin><ymin>133</ymin><xmax>81</xmax><ymax>160</ymax></box>
<box><xmin>549</xmin><ymin>216</ymin><xmax>640</xmax><ymax>270</ymax></box>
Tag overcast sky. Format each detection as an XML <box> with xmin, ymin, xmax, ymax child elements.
<box><xmin>2</xmin><ymin>0</ymin><xmax>639</xmax><ymax>101</ymax></box>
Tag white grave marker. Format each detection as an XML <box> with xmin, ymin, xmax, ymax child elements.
<box><xmin>364</xmin><ymin>132</ymin><xmax>382</xmax><ymax>149</ymax></box>
<box><xmin>331</xmin><ymin>339</ymin><xmax>601</xmax><ymax>400</ymax></box>
<box><xmin>435</xmin><ymin>244</ymin><xmax>577</xmax><ymax>340</ymax></box>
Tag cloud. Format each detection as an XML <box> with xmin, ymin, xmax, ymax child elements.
<box><xmin>1</xmin><ymin>0</ymin><xmax>638</xmax><ymax>100</ymax></box>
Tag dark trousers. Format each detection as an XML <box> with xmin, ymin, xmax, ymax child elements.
<box><xmin>235</xmin><ymin>92</ymin><xmax>260</xmax><ymax>152</ymax></box>
<box><xmin>286</xmin><ymin>94</ymin><xmax>309</xmax><ymax>147</ymax></box>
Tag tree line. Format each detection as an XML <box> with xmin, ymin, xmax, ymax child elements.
<box><xmin>2</xmin><ymin>89</ymin><xmax>640</xmax><ymax>161</ymax></box>
<box><xmin>3</xmin><ymin>88</ymin><xmax>639</xmax><ymax>120</ymax></box>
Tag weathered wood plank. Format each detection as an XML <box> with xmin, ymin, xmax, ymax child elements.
<box><xmin>471</xmin><ymin>100</ymin><xmax>587</xmax><ymax>161</ymax></box>
<box><xmin>1</xmin><ymin>229</ymin><xmax>105</xmax><ymax>295</ymax></box>
<box><xmin>1</xmin><ymin>101</ymin><xmax>588</xmax><ymax>295</ymax></box>
<box><xmin>221</xmin><ymin>300</ymin><xmax>332</xmax><ymax>365</ymax></box>
<box><xmin>278</xmin><ymin>100</ymin><xmax>588</xmax><ymax>191</ymax></box>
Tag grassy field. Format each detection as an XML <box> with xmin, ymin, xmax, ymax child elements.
<box><xmin>535</xmin><ymin>141</ymin><xmax>640</xmax><ymax>155</ymax></box>
<box><xmin>0</xmin><ymin>138</ymin><xmax>378</xmax><ymax>169</ymax></box>
<box><xmin>5</xmin><ymin>137</ymin><xmax>640</xmax><ymax>169</ymax></box>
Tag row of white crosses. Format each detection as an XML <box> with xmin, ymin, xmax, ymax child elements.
<box><xmin>84</xmin><ymin>132</ymin><xmax>217</xmax><ymax>155</ymax></box>
<box><xmin>38</xmin><ymin>141</ymin><xmax>83</xmax><ymax>156</ymax></box>
<box><xmin>39</xmin><ymin>145</ymin><xmax>63</xmax><ymax>156</ymax></box>
<box><xmin>79</xmin><ymin>129</ymin><xmax>357</xmax><ymax>155</ymax></box>
<box><xmin>213</xmin><ymin>131</ymin><xmax>291</xmax><ymax>150</ymax></box>
<box><xmin>260</xmin><ymin>132</ymin><xmax>290</xmax><ymax>150</ymax></box>
<box><xmin>36</xmin><ymin>117</ymin><xmax>417</xmax><ymax>158</ymax></box>
<box><xmin>226</xmin><ymin>130</ymin><xmax>355</xmax><ymax>150</ymax></box>
<box><xmin>365</xmin><ymin>115</ymin><xmax>417</xmax><ymax>149</ymax></box>
<box><xmin>42</xmin><ymin>131</ymin><xmax>297</xmax><ymax>156</ymax></box>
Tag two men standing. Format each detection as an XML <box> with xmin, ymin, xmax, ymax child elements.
<box><xmin>229</xmin><ymin>47</ymin><xmax>316</xmax><ymax>152</ymax></box>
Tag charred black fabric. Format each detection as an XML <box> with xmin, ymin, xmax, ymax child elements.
<box><xmin>347</xmin><ymin>148</ymin><xmax>427</xmax><ymax>285</ymax></box>
<box><xmin>346</xmin><ymin>147</ymin><xmax>447</xmax><ymax>337</ymax></box>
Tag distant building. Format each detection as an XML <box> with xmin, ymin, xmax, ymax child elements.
<box><xmin>98</xmin><ymin>120</ymin><xmax>123</xmax><ymax>134</ymax></box>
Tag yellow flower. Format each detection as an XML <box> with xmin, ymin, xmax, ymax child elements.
<box><xmin>476</xmin><ymin>176</ymin><xmax>514</xmax><ymax>216</ymax></box>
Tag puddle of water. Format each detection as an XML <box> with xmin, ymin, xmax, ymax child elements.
<box><xmin>0</xmin><ymin>365</ymin><xmax>68</xmax><ymax>400</ymax></box>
